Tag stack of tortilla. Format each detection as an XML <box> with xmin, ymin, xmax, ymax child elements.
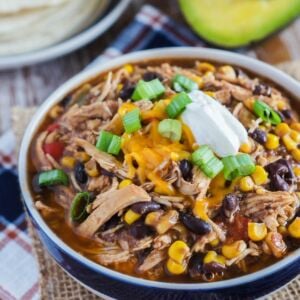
<box><xmin>0</xmin><ymin>0</ymin><xmax>109</xmax><ymax>55</ymax></box>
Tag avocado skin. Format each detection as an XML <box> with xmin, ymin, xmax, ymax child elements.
<box><xmin>179</xmin><ymin>0</ymin><xmax>300</xmax><ymax>48</ymax></box>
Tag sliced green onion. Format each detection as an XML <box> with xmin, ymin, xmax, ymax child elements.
<box><xmin>253</xmin><ymin>100</ymin><xmax>281</xmax><ymax>125</ymax></box>
<box><xmin>38</xmin><ymin>169</ymin><xmax>69</xmax><ymax>187</ymax></box>
<box><xmin>107</xmin><ymin>135</ymin><xmax>122</xmax><ymax>155</ymax></box>
<box><xmin>222</xmin><ymin>154</ymin><xmax>255</xmax><ymax>181</ymax></box>
<box><xmin>172</xmin><ymin>74</ymin><xmax>198</xmax><ymax>93</ymax></box>
<box><xmin>191</xmin><ymin>145</ymin><xmax>223</xmax><ymax>178</ymax></box>
<box><xmin>70</xmin><ymin>192</ymin><xmax>90</xmax><ymax>222</ymax></box>
<box><xmin>191</xmin><ymin>145</ymin><xmax>214</xmax><ymax>166</ymax></box>
<box><xmin>96</xmin><ymin>130</ymin><xmax>114</xmax><ymax>152</ymax></box>
<box><xmin>158</xmin><ymin>119</ymin><xmax>182</xmax><ymax>142</ymax></box>
<box><xmin>201</xmin><ymin>157</ymin><xmax>224</xmax><ymax>179</ymax></box>
<box><xmin>96</xmin><ymin>130</ymin><xmax>121</xmax><ymax>155</ymax></box>
<box><xmin>131</xmin><ymin>79</ymin><xmax>165</xmax><ymax>101</ymax></box>
<box><xmin>122</xmin><ymin>108</ymin><xmax>142</xmax><ymax>134</ymax></box>
<box><xmin>166</xmin><ymin>92</ymin><xmax>192</xmax><ymax>118</ymax></box>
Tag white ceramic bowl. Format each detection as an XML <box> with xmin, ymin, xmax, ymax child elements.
<box><xmin>19</xmin><ymin>48</ymin><xmax>300</xmax><ymax>299</ymax></box>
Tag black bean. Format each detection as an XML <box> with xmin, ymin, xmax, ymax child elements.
<box><xmin>60</xmin><ymin>95</ymin><xmax>72</xmax><ymax>107</ymax></box>
<box><xmin>128</xmin><ymin>221</ymin><xmax>154</xmax><ymax>240</ymax></box>
<box><xmin>281</xmin><ymin>109</ymin><xmax>293</xmax><ymax>120</ymax></box>
<box><xmin>265</xmin><ymin>159</ymin><xmax>294</xmax><ymax>191</ymax></box>
<box><xmin>142</xmin><ymin>71</ymin><xmax>163</xmax><ymax>82</ymax></box>
<box><xmin>253</xmin><ymin>83</ymin><xmax>271</xmax><ymax>96</ymax></box>
<box><xmin>249</xmin><ymin>128</ymin><xmax>267</xmax><ymax>145</ymax></box>
<box><xmin>101</xmin><ymin>214</ymin><xmax>120</xmax><ymax>231</ymax></box>
<box><xmin>203</xmin><ymin>262</ymin><xmax>226</xmax><ymax>273</ymax></box>
<box><xmin>179</xmin><ymin>159</ymin><xmax>193</xmax><ymax>181</ymax></box>
<box><xmin>222</xmin><ymin>193</ymin><xmax>240</xmax><ymax>218</ymax></box>
<box><xmin>188</xmin><ymin>253</ymin><xmax>203</xmax><ymax>279</ymax></box>
<box><xmin>119</xmin><ymin>81</ymin><xmax>136</xmax><ymax>100</ymax></box>
<box><xmin>181</xmin><ymin>213</ymin><xmax>212</xmax><ymax>235</ymax></box>
<box><xmin>131</xmin><ymin>202</ymin><xmax>161</xmax><ymax>215</ymax></box>
<box><xmin>74</xmin><ymin>162</ymin><xmax>88</xmax><ymax>184</ymax></box>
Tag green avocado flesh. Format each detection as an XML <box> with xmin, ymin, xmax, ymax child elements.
<box><xmin>179</xmin><ymin>0</ymin><xmax>300</xmax><ymax>48</ymax></box>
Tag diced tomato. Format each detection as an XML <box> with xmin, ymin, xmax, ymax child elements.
<box><xmin>43</xmin><ymin>142</ymin><xmax>65</xmax><ymax>160</ymax></box>
<box><xmin>47</xmin><ymin>123</ymin><xmax>60</xmax><ymax>133</ymax></box>
<box><xmin>227</xmin><ymin>214</ymin><xmax>249</xmax><ymax>241</ymax></box>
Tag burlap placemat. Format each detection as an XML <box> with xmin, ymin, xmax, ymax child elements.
<box><xmin>12</xmin><ymin>61</ymin><xmax>300</xmax><ymax>300</ymax></box>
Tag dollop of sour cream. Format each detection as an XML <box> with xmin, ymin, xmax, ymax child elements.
<box><xmin>181</xmin><ymin>90</ymin><xmax>248</xmax><ymax>157</ymax></box>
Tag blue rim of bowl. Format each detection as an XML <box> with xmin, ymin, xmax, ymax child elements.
<box><xmin>19</xmin><ymin>47</ymin><xmax>300</xmax><ymax>291</ymax></box>
<box><xmin>0</xmin><ymin>0</ymin><xmax>130</xmax><ymax>70</ymax></box>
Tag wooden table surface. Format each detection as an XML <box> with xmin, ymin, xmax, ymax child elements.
<box><xmin>1</xmin><ymin>0</ymin><xmax>300</xmax><ymax>134</ymax></box>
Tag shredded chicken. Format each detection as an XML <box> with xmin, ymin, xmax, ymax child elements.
<box><xmin>34</xmin><ymin>131</ymin><xmax>51</xmax><ymax>170</ymax></box>
<box><xmin>138</xmin><ymin>249</ymin><xmax>167</xmax><ymax>272</ymax></box>
<box><xmin>240</xmin><ymin>191</ymin><xmax>297</xmax><ymax>231</ymax></box>
<box><xmin>77</xmin><ymin>185</ymin><xmax>151</xmax><ymax>237</ymax></box>
<box><xmin>97</xmin><ymin>249</ymin><xmax>131</xmax><ymax>266</ymax></box>
<box><xmin>192</xmin><ymin>231</ymin><xmax>217</xmax><ymax>253</ymax></box>
<box><xmin>61</xmin><ymin>100</ymin><xmax>118</xmax><ymax>129</ymax></box>
<box><xmin>74</xmin><ymin>138</ymin><xmax>129</xmax><ymax>179</ymax></box>
<box><xmin>177</xmin><ymin>166</ymin><xmax>211</xmax><ymax>198</ymax></box>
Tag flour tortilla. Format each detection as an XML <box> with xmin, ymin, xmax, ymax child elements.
<box><xmin>0</xmin><ymin>0</ymin><xmax>69</xmax><ymax>14</ymax></box>
<box><xmin>0</xmin><ymin>0</ymin><xmax>109</xmax><ymax>55</ymax></box>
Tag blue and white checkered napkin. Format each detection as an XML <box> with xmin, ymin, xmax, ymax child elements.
<box><xmin>0</xmin><ymin>5</ymin><xmax>208</xmax><ymax>299</ymax></box>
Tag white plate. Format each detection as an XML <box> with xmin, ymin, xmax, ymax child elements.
<box><xmin>0</xmin><ymin>0</ymin><xmax>130</xmax><ymax>70</ymax></box>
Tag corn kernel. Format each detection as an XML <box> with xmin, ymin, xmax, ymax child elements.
<box><xmin>74</xmin><ymin>151</ymin><xmax>90</xmax><ymax>162</ymax></box>
<box><xmin>265</xmin><ymin>134</ymin><xmax>279</xmax><ymax>150</ymax></box>
<box><xmin>239</xmin><ymin>176</ymin><xmax>254</xmax><ymax>192</ymax></box>
<box><xmin>117</xmin><ymin>83</ymin><xmax>123</xmax><ymax>92</ymax></box>
<box><xmin>191</xmin><ymin>75</ymin><xmax>203</xmax><ymax>87</ymax></box>
<box><xmin>210</xmin><ymin>238</ymin><xmax>219</xmax><ymax>247</ymax></box>
<box><xmin>275</xmin><ymin>123</ymin><xmax>290</xmax><ymax>137</ymax></box>
<box><xmin>219</xmin><ymin>65</ymin><xmax>236</xmax><ymax>80</ymax></box>
<box><xmin>290</xmin><ymin>130</ymin><xmax>300</xmax><ymax>143</ymax></box>
<box><xmin>288</xmin><ymin>217</ymin><xmax>300</xmax><ymax>238</ymax></box>
<box><xmin>291</xmin><ymin>122</ymin><xmax>300</xmax><ymax>132</ymax></box>
<box><xmin>49</xmin><ymin>105</ymin><xmax>63</xmax><ymax>119</ymax></box>
<box><xmin>251</xmin><ymin>165</ymin><xmax>268</xmax><ymax>185</ymax></box>
<box><xmin>61</xmin><ymin>156</ymin><xmax>76</xmax><ymax>169</ymax></box>
<box><xmin>282</xmin><ymin>135</ymin><xmax>297</xmax><ymax>151</ymax></box>
<box><xmin>278</xmin><ymin>225</ymin><xmax>287</xmax><ymax>235</ymax></box>
<box><xmin>248</xmin><ymin>222</ymin><xmax>267</xmax><ymax>241</ymax></box>
<box><xmin>86</xmin><ymin>167</ymin><xmax>99</xmax><ymax>177</ymax></box>
<box><xmin>203</xmin><ymin>251</ymin><xmax>226</xmax><ymax>266</ymax></box>
<box><xmin>197</xmin><ymin>62</ymin><xmax>215</xmax><ymax>73</ymax></box>
<box><xmin>123</xmin><ymin>64</ymin><xmax>133</xmax><ymax>74</ymax></box>
<box><xmin>166</xmin><ymin>258</ymin><xmax>186</xmax><ymax>275</ymax></box>
<box><xmin>277</xmin><ymin>100</ymin><xmax>287</xmax><ymax>110</ymax></box>
<box><xmin>119</xmin><ymin>179</ymin><xmax>132</xmax><ymax>189</ymax></box>
<box><xmin>292</xmin><ymin>149</ymin><xmax>300</xmax><ymax>162</ymax></box>
<box><xmin>293</xmin><ymin>166</ymin><xmax>300</xmax><ymax>177</ymax></box>
<box><xmin>240</xmin><ymin>141</ymin><xmax>252</xmax><ymax>153</ymax></box>
<box><xmin>124</xmin><ymin>209</ymin><xmax>141</xmax><ymax>225</ymax></box>
<box><xmin>222</xmin><ymin>240</ymin><xmax>247</xmax><ymax>259</ymax></box>
<box><xmin>145</xmin><ymin>211</ymin><xmax>161</xmax><ymax>227</ymax></box>
<box><xmin>168</xmin><ymin>241</ymin><xmax>190</xmax><ymax>264</ymax></box>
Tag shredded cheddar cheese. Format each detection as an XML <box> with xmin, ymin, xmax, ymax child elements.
<box><xmin>121</xmin><ymin>120</ymin><xmax>191</xmax><ymax>194</ymax></box>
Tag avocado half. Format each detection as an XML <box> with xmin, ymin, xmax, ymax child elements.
<box><xmin>179</xmin><ymin>0</ymin><xmax>300</xmax><ymax>48</ymax></box>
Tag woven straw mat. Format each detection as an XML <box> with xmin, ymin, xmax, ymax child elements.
<box><xmin>12</xmin><ymin>61</ymin><xmax>300</xmax><ymax>300</ymax></box>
